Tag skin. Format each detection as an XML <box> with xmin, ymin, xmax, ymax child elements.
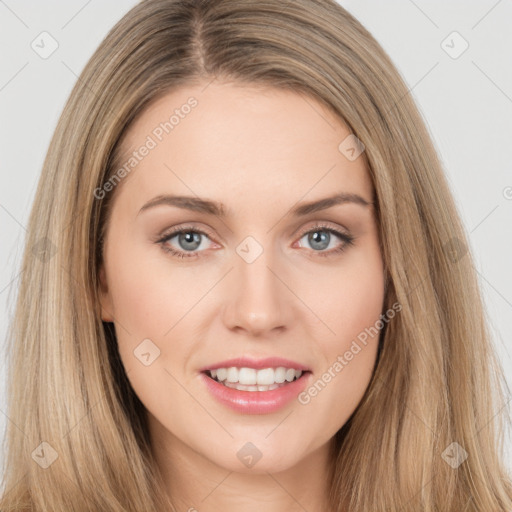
<box><xmin>98</xmin><ymin>81</ymin><xmax>385</xmax><ymax>512</ymax></box>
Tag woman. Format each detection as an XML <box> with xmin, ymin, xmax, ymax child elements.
<box><xmin>1</xmin><ymin>0</ymin><xmax>511</xmax><ymax>510</ymax></box>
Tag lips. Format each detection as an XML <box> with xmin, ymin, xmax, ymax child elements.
<box><xmin>199</xmin><ymin>356</ymin><xmax>311</xmax><ymax>373</ymax></box>
<box><xmin>199</xmin><ymin>356</ymin><xmax>312</xmax><ymax>414</ymax></box>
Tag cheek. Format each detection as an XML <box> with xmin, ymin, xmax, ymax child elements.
<box><xmin>333</xmin><ymin>271</ymin><xmax>384</xmax><ymax>344</ymax></box>
<box><xmin>104</xmin><ymin>244</ymin><xmax>197</xmax><ymax>417</ymax></box>
<box><xmin>299</xmin><ymin>245</ymin><xmax>384</xmax><ymax>416</ymax></box>
<box><xmin>304</xmin><ymin>243</ymin><xmax>385</xmax><ymax>346</ymax></box>
<box><xmin>105</xmin><ymin>241</ymin><xmax>203</xmax><ymax>339</ymax></box>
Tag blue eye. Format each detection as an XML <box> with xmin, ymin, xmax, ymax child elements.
<box><xmin>156</xmin><ymin>223</ymin><xmax>355</xmax><ymax>260</ymax></box>
<box><xmin>296</xmin><ymin>226</ymin><xmax>355</xmax><ymax>258</ymax></box>
<box><xmin>157</xmin><ymin>228</ymin><xmax>212</xmax><ymax>259</ymax></box>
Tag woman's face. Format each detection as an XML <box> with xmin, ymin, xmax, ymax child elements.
<box><xmin>98</xmin><ymin>81</ymin><xmax>385</xmax><ymax>475</ymax></box>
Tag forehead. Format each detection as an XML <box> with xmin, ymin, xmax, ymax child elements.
<box><xmin>113</xmin><ymin>81</ymin><xmax>373</xmax><ymax>210</ymax></box>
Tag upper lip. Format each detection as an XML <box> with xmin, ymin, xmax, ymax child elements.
<box><xmin>199</xmin><ymin>356</ymin><xmax>311</xmax><ymax>372</ymax></box>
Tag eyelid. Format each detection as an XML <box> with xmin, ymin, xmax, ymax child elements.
<box><xmin>294</xmin><ymin>220</ymin><xmax>351</xmax><ymax>239</ymax></box>
<box><xmin>155</xmin><ymin>220</ymin><xmax>354</xmax><ymax>258</ymax></box>
<box><xmin>155</xmin><ymin>223</ymin><xmax>217</xmax><ymax>243</ymax></box>
<box><xmin>155</xmin><ymin>220</ymin><xmax>350</xmax><ymax>244</ymax></box>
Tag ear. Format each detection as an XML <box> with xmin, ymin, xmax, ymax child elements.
<box><xmin>98</xmin><ymin>264</ymin><xmax>114</xmax><ymax>322</ymax></box>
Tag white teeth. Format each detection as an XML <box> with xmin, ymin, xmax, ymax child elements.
<box><xmin>208</xmin><ymin>366</ymin><xmax>304</xmax><ymax>387</ymax></box>
<box><xmin>224</xmin><ymin>381</ymin><xmax>281</xmax><ymax>392</ymax></box>
<box><xmin>256</xmin><ymin>368</ymin><xmax>274</xmax><ymax>385</ymax></box>
<box><xmin>274</xmin><ymin>367</ymin><xmax>286</xmax><ymax>383</ymax></box>
<box><xmin>285</xmin><ymin>368</ymin><xmax>295</xmax><ymax>382</ymax></box>
<box><xmin>258</xmin><ymin>384</ymin><xmax>278</xmax><ymax>391</ymax></box>
<box><xmin>226</xmin><ymin>367</ymin><xmax>238</xmax><ymax>383</ymax></box>
<box><xmin>239</xmin><ymin>367</ymin><xmax>257</xmax><ymax>385</ymax></box>
<box><xmin>216</xmin><ymin>368</ymin><xmax>227</xmax><ymax>381</ymax></box>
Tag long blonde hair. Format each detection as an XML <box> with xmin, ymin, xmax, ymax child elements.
<box><xmin>2</xmin><ymin>1</ymin><xmax>511</xmax><ymax>510</ymax></box>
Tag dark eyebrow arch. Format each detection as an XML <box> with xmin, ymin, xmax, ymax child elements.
<box><xmin>137</xmin><ymin>195</ymin><xmax>228</xmax><ymax>217</ymax></box>
<box><xmin>291</xmin><ymin>192</ymin><xmax>372</xmax><ymax>216</ymax></box>
<box><xmin>137</xmin><ymin>192</ymin><xmax>372</xmax><ymax>218</ymax></box>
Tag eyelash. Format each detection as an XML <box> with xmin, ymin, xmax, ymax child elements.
<box><xmin>156</xmin><ymin>223</ymin><xmax>355</xmax><ymax>260</ymax></box>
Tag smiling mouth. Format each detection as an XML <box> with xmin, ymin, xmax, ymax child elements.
<box><xmin>203</xmin><ymin>367</ymin><xmax>309</xmax><ymax>392</ymax></box>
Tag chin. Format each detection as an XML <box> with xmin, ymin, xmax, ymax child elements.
<box><xmin>203</xmin><ymin>439</ymin><xmax>306</xmax><ymax>475</ymax></box>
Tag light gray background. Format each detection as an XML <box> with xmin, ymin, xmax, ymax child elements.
<box><xmin>1</xmin><ymin>0</ymin><xmax>511</xmax><ymax>479</ymax></box>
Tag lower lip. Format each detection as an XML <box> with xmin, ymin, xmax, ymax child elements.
<box><xmin>200</xmin><ymin>372</ymin><xmax>311</xmax><ymax>414</ymax></box>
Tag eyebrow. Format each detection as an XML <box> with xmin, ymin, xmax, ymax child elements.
<box><xmin>137</xmin><ymin>192</ymin><xmax>372</xmax><ymax>218</ymax></box>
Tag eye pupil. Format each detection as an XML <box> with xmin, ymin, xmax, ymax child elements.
<box><xmin>179</xmin><ymin>232</ymin><xmax>202</xmax><ymax>251</ymax></box>
<box><xmin>309</xmin><ymin>231</ymin><xmax>330</xmax><ymax>250</ymax></box>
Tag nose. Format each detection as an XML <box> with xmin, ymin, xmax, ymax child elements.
<box><xmin>222</xmin><ymin>247</ymin><xmax>293</xmax><ymax>336</ymax></box>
